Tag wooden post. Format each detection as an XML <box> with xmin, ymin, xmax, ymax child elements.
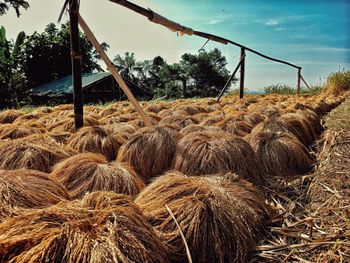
<box><xmin>239</xmin><ymin>47</ymin><xmax>245</xmax><ymax>99</ymax></box>
<box><xmin>300</xmin><ymin>74</ymin><xmax>311</xmax><ymax>90</ymax></box>
<box><xmin>69</xmin><ymin>0</ymin><xmax>83</xmax><ymax>130</ymax></box>
<box><xmin>297</xmin><ymin>68</ymin><xmax>301</xmax><ymax>96</ymax></box>
<box><xmin>216</xmin><ymin>53</ymin><xmax>246</xmax><ymax>102</ymax></box>
<box><xmin>78</xmin><ymin>14</ymin><xmax>153</xmax><ymax>127</ymax></box>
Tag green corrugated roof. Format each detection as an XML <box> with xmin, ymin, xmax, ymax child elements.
<box><xmin>32</xmin><ymin>72</ymin><xmax>111</xmax><ymax>96</ymax></box>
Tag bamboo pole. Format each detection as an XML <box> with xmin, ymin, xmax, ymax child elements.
<box><xmin>297</xmin><ymin>68</ymin><xmax>301</xmax><ymax>96</ymax></box>
<box><xmin>69</xmin><ymin>0</ymin><xmax>84</xmax><ymax>130</ymax></box>
<box><xmin>300</xmin><ymin>74</ymin><xmax>311</xmax><ymax>90</ymax></box>
<box><xmin>216</xmin><ymin>53</ymin><xmax>246</xmax><ymax>102</ymax></box>
<box><xmin>239</xmin><ymin>47</ymin><xmax>245</xmax><ymax>99</ymax></box>
<box><xmin>78</xmin><ymin>14</ymin><xmax>153</xmax><ymax>127</ymax></box>
<box><xmin>109</xmin><ymin>0</ymin><xmax>302</xmax><ymax>70</ymax></box>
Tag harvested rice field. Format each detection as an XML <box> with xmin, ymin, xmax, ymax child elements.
<box><xmin>0</xmin><ymin>88</ymin><xmax>349</xmax><ymax>262</ymax></box>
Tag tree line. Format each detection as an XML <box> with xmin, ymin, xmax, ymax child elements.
<box><xmin>1</xmin><ymin>2</ymin><xmax>234</xmax><ymax>108</ymax></box>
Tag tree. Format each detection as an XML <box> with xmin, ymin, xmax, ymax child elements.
<box><xmin>18</xmin><ymin>23</ymin><xmax>105</xmax><ymax>90</ymax></box>
<box><xmin>179</xmin><ymin>48</ymin><xmax>231</xmax><ymax>98</ymax></box>
<box><xmin>0</xmin><ymin>26</ymin><xmax>28</xmax><ymax>108</ymax></box>
<box><xmin>113</xmin><ymin>52</ymin><xmax>139</xmax><ymax>83</ymax></box>
<box><xmin>0</xmin><ymin>0</ymin><xmax>29</xmax><ymax>17</ymax></box>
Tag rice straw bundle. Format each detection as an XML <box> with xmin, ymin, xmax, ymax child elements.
<box><xmin>135</xmin><ymin>171</ymin><xmax>270</xmax><ymax>263</ymax></box>
<box><xmin>52</xmin><ymin>153</ymin><xmax>144</xmax><ymax>199</ymax></box>
<box><xmin>0</xmin><ymin>192</ymin><xmax>169</xmax><ymax>263</ymax></box>
<box><xmin>247</xmin><ymin>130</ymin><xmax>316</xmax><ymax>176</ymax></box>
<box><xmin>67</xmin><ymin>126</ymin><xmax>125</xmax><ymax>161</ymax></box>
<box><xmin>118</xmin><ymin>127</ymin><xmax>177</xmax><ymax>183</ymax></box>
<box><xmin>174</xmin><ymin>130</ymin><xmax>264</xmax><ymax>185</ymax></box>
<box><xmin>0</xmin><ymin>169</ymin><xmax>70</xmax><ymax>221</ymax></box>
<box><xmin>0</xmin><ymin>110</ymin><xmax>24</xmax><ymax>124</ymax></box>
<box><xmin>0</xmin><ymin>139</ymin><xmax>71</xmax><ymax>172</ymax></box>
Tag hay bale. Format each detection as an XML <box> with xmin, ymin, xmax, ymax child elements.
<box><xmin>67</xmin><ymin>126</ymin><xmax>125</xmax><ymax>162</ymax></box>
<box><xmin>0</xmin><ymin>192</ymin><xmax>169</xmax><ymax>263</ymax></box>
<box><xmin>0</xmin><ymin>110</ymin><xmax>24</xmax><ymax>124</ymax></box>
<box><xmin>0</xmin><ymin>139</ymin><xmax>71</xmax><ymax>172</ymax></box>
<box><xmin>51</xmin><ymin>153</ymin><xmax>144</xmax><ymax>199</ymax></box>
<box><xmin>135</xmin><ymin>171</ymin><xmax>270</xmax><ymax>263</ymax></box>
<box><xmin>174</xmin><ymin>130</ymin><xmax>264</xmax><ymax>185</ymax></box>
<box><xmin>117</xmin><ymin>127</ymin><xmax>177</xmax><ymax>183</ymax></box>
<box><xmin>247</xmin><ymin>131</ymin><xmax>316</xmax><ymax>176</ymax></box>
<box><xmin>0</xmin><ymin>169</ymin><xmax>70</xmax><ymax>221</ymax></box>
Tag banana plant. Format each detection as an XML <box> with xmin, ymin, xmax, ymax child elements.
<box><xmin>0</xmin><ymin>26</ymin><xmax>26</xmax><ymax>64</ymax></box>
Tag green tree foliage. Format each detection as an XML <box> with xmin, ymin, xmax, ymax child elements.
<box><xmin>0</xmin><ymin>26</ymin><xmax>28</xmax><ymax>108</ymax></box>
<box><xmin>116</xmin><ymin>48</ymin><xmax>232</xmax><ymax>99</ymax></box>
<box><xmin>19</xmin><ymin>23</ymin><xmax>104</xmax><ymax>89</ymax></box>
<box><xmin>0</xmin><ymin>0</ymin><xmax>29</xmax><ymax>17</ymax></box>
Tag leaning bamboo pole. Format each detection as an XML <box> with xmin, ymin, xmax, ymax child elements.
<box><xmin>78</xmin><ymin>14</ymin><xmax>153</xmax><ymax>127</ymax></box>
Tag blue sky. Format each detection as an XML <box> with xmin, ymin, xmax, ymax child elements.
<box><xmin>1</xmin><ymin>0</ymin><xmax>349</xmax><ymax>91</ymax></box>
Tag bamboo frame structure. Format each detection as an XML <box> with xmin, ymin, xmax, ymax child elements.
<box><xmin>78</xmin><ymin>14</ymin><xmax>153</xmax><ymax>127</ymax></box>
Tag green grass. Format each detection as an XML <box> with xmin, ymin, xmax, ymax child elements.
<box><xmin>325</xmin><ymin>97</ymin><xmax>350</xmax><ymax>131</ymax></box>
<box><xmin>262</xmin><ymin>83</ymin><xmax>325</xmax><ymax>95</ymax></box>
<box><xmin>324</xmin><ymin>69</ymin><xmax>350</xmax><ymax>94</ymax></box>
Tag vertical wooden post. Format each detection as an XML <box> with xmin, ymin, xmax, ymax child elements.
<box><xmin>239</xmin><ymin>47</ymin><xmax>245</xmax><ymax>99</ymax></box>
<box><xmin>69</xmin><ymin>0</ymin><xmax>83</xmax><ymax>130</ymax></box>
<box><xmin>297</xmin><ymin>67</ymin><xmax>301</xmax><ymax>96</ymax></box>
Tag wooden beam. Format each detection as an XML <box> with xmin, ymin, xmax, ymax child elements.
<box><xmin>300</xmin><ymin>74</ymin><xmax>311</xmax><ymax>90</ymax></box>
<box><xmin>109</xmin><ymin>0</ymin><xmax>301</xmax><ymax>70</ymax></box>
<box><xmin>69</xmin><ymin>0</ymin><xmax>83</xmax><ymax>130</ymax></box>
<box><xmin>297</xmin><ymin>68</ymin><xmax>301</xmax><ymax>96</ymax></box>
<box><xmin>239</xmin><ymin>47</ymin><xmax>245</xmax><ymax>99</ymax></box>
<box><xmin>216</xmin><ymin>53</ymin><xmax>246</xmax><ymax>102</ymax></box>
<box><xmin>78</xmin><ymin>14</ymin><xmax>153</xmax><ymax>127</ymax></box>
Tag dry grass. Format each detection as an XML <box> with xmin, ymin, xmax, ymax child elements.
<box><xmin>174</xmin><ymin>130</ymin><xmax>265</xmax><ymax>185</ymax></box>
<box><xmin>67</xmin><ymin>126</ymin><xmax>125</xmax><ymax>161</ymax></box>
<box><xmin>135</xmin><ymin>171</ymin><xmax>271</xmax><ymax>263</ymax></box>
<box><xmin>253</xmin><ymin>97</ymin><xmax>350</xmax><ymax>262</ymax></box>
<box><xmin>51</xmin><ymin>153</ymin><xmax>144</xmax><ymax>199</ymax></box>
<box><xmin>0</xmin><ymin>139</ymin><xmax>72</xmax><ymax>172</ymax></box>
<box><xmin>0</xmin><ymin>192</ymin><xmax>169</xmax><ymax>262</ymax></box>
<box><xmin>247</xmin><ymin>130</ymin><xmax>316</xmax><ymax>176</ymax></box>
<box><xmin>117</xmin><ymin>126</ymin><xmax>177</xmax><ymax>183</ymax></box>
<box><xmin>0</xmin><ymin>169</ymin><xmax>70</xmax><ymax>221</ymax></box>
<box><xmin>0</xmin><ymin>110</ymin><xmax>24</xmax><ymax>124</ymax></box>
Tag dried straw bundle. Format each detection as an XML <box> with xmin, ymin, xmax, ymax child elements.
<box><xmin>12</xmin><ymin>113</ymin><xmax>43</xmax><ymax>124</ymax></box>
<box><xmin>0</xmin><ymin>124</ymin><xmax>45</xmax><ymax>140</ymax></box>
<box><xmin>0</xmin><ymin>169</ymin><xmax>70</xmax><ymax>221</ymax></box>
<box><xmin>217</xmin><ymin>119</ymin><xmax>253</xmax><ymax>137</ymax></box>
<box><xmin>48</xmin><ymin>114</ymin><xmax>99</xmax><ymax>132</ymax></box>
<box><xmin>0</xmin><ymin>139</ymin><xmax>71</xmax><ymax>172</ymax></box>
<box><xmin>160</xmin><ymin>115</ymin><xmax>200</xmax><ymax>128</ymax></box>
<box><xmin>0</xmin><ymin>192</ymin><xmax>169</xmax><ymax>263</ymax></box>
<box><xmin>135</xmin><ymin>171</ymin><xmax>270</xmax><ymax>263</ymax></box>
<box><xmin>67</xmin><ymin>126</ymin><xmax>125</xmax><ymax>161</ymax></box>
<box><xmin>180</xmin><ymin>124</ymin><xmax>221</xmax><ymax>136</ymax></box>
<box><xmin>174</xmin><ymin>130</ymin><xmax>264</xmax><ymax>185</ymax></box>
<box><xmin>51</xmin><ymin>153</ymin><xmax>144</xmax><ymax>199</ymax></box>
<box><xmin>247</xmin><ymin>131</ymin><xmax>315</xmax><ymax>176</ymax></box>
<box><xmin>117</xmin><ymin>127</ymin><xmax>177</xmax><ymax>183</ymax></box>
<box><xmin>0</xmin><ymin>110</ymin><xmax>24</xmax><ymax>124</ymax></box>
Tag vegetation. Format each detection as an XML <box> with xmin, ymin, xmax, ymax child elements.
<box><xmin>324</xmin><ymin>69</ymin><xmax>350</xmax><ymax>95</ymax></box>
<box><xmin>114</xmin><ymin>48</ymin><xmax>232</xmax><ymax>99</ymax></box>
<box><xmin>0</xmin><ymin>24</ymin><xmax>106</xmax><ymax>109</ymax></box>
<box><xmin>0</xmin><ymin>0</ymin><xmax>29</xmax><ymax>17</ymax></box>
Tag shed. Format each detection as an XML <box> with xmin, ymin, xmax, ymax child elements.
<box><xmin>31</xmin><ymin>72</ymin><xmax>153</xmax><ymax>104</ymax></box>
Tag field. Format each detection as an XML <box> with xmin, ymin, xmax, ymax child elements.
<box><xmin>0</xmin><ymin>73</ymin><xmax>349</xmax><ymax>262</ymax></box>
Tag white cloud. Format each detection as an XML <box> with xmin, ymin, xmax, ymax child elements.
<box><xmin>264</xmin><ymin>19</ymin><xmax>279</xmax><ymax>26</ymax></box>
<box><xmin>207</xmin><ymin>19</ymin><xmax>224</xmax><ymax>25</ymax></box>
